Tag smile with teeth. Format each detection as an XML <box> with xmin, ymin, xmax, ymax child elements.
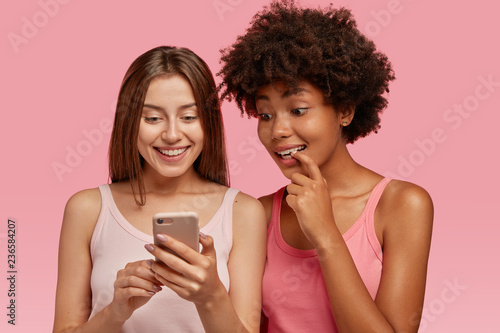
<box><xmin>156</xmin><ymin>147</ymin><xmax>188</xmax><ymax>156</ymax></box>
<box><xmin>276</xmin><ymin>146</ymin><xmax>306</xmax><ymax>159</ymax></box>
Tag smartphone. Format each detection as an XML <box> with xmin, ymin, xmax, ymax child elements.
<box><xmin>152</xmin><ymin>211</ymin><xmax>200</xmax><ymax>261</ymax></box>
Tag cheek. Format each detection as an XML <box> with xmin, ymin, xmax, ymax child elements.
<box><xmin>137</xmin><ymin>126</ymin><xmax>155</xmax><ymax>146</ymax></box>
<box><xmin>190</xmin><ymin>123</ymin><xmax>205</xmax><ymax>147</ymax></box>
<box><xmin>137</xmin><ymin>125</ymin><xmax>147</xmax><ymax>147</ymax></box>
<box><xmin>197</xmin><ymin>124</ymin><xmax>205</xmax><ymax>142</ymax></box>
<box><xmin>307</xmin><ymin>116</ymin><xmax>337</xmax><ymax>139</ymax></box>
<box><xmin>136</xmin><ymin>135</ymin><xmax>150</xmax><ymax>158</ymax></box>
<box><xmin>257</xmin><ymin>122</ymin><xmax>272</xmax><ymax>147</ymax></box>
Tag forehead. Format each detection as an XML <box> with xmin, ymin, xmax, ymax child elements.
<box><xmin>147</xmin><ymin>74</ymin><xmax>192</xmax><ymax>92</ymax></box>
<box><xmin>255</xmin><ymin>80</ymin><xmax>324</xmax><ymax>100</ymax></box>
<box><xmin>145</xmin><ymin>74</ymin><xmax>196</xmax><ymax>103</ymax></box>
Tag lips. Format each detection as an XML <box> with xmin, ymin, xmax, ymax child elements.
<box><xmin>155</xmin><ymin>147</ymin><xmax>188</xmax><ymax>157</ymax></box>
<box><xmin>274</xmin><ymin>145</ymin><xmax>306</xmax><ymax>160</ymax></box>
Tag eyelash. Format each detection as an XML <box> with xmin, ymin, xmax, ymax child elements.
<box><xmin>291</xmin><ymin>108</ymin><xmax>308</xmax><ymax>115</ymax></box>
<box><xmin>182</xmin><ymin>116</ymin><xmax>198</xmax><ymax>122</ymax></box>
<box><xmin>257</xmin><ymin>108</ymin><xmax>308</xmax><ymax>121</ymax></box>
<box><xmin>144</xmin><ymin>116</ymin><xmax>198</xmax><ymax>123</ymax></box>
<box><xmin>144</xmin><ymin>117</ymin><xmax>160</xmax><ymax>123</ymax></box>
<box><xmin>258</xmin><ymin>113</ymin><xmax>272</xmax><ymax>121</ymax></box>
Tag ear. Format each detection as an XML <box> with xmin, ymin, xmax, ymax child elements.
<box><xmin>337</xmin><ymin>105</ymin><xmax>355</xmax><ymax>127</ymax></box>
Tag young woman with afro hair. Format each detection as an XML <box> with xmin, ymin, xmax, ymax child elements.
<box><xmin>218</xmin><ymin>1</ymin><xmax>433</xmax><ymax>332</ymax></box>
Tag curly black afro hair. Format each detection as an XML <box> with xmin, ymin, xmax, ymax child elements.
<box><xmin>218</xmin><ymin>0</ymin><xmax>395</xmax><ymax>143</ymax></box>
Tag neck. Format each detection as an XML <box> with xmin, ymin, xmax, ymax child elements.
<box><xmin>141</xmin><ymin>165</ymin><xmax>204</xmax><ymax>195</ymax></box>
<box><xmin>319</xmin><ymin>144</ymin><xmax>366</xmax><ymax>196</ymax></box>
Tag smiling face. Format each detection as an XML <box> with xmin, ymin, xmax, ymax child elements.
<box><xmin>255</xmin><ymin>80</ymin><xmax>350</xmax><ymax>179</ymax></box>
<box><xmin>137</xmin><ymin>74</ymin><xmax>204</xmax><ymax>180</ymax></box>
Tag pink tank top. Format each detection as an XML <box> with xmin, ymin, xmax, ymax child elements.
<box><xmin>89</xmin><ymin>184</ymin><xmax>239</xmax><ymax>332</ymax></box>
<box><xmin>262</xmin><ymin>178</ymin><xmax>390</xmax><ymax>332</ymax></box>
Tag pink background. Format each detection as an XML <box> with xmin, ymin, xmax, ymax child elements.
<box><xmin>1</xmin><ymin>0</ymin><xmax>499</xmax><ymax>331</ymax></box>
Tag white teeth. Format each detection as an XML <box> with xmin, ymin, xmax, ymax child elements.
<box><xmin>277</xmin><ymin>146</ymin><xmax>305</xmax><ymax>159</ymax></box>
<box><xmin>157</xmin><ymin>147</ymin><xmax>187</xmax><ymax>156</ymax></box>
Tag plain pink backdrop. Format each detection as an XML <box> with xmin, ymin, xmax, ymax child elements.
<box><xmin>1</xmin><ymin>0</ymin><xmax>499</xmax><ymax>331</ymax></box>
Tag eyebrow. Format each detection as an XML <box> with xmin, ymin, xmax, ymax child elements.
<box><xmin>283</xmin><ymin>87</ymin><xmax>310</xmax><ymax>98</ymax></box>
<box><xmin>143</xmin><ymin>102</ymin><xmax>197</xmax><ymax>111</ymax></box>
<box><xmin>255</xmin><ymin>87</ymin><xmax>311</xmax><ymax>101</ymax></box>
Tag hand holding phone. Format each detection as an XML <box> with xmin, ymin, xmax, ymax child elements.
<box><xmin>152</xmin><ymin>212</ymin><xmax>200</xmax><ymax>261</ymax></box>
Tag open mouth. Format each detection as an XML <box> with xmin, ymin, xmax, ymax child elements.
<box><xmin>276</xmin><ymin>145</ymin><xmax>306</xmax><ymax>160</ymax></box>
<box><xmin>155</xmin><ymin>147</ymin><xmax>188</xmax><ymax>157</ymax></box>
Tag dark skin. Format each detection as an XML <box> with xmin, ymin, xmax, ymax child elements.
<box><xmin>256</xmin><ymin>80</ymin><xmax>433</xmax><ymax>332</ymax></box>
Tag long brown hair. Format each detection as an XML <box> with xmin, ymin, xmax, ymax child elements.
<box><xmin>109</xmin><ymin>46</ymin><xmax>229</xmax><ymax>205</ymax></box>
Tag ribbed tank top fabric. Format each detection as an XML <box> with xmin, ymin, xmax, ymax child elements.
<box><xmin>262</xmin><ymin>178</ymin><xmax>391</xmax><ymax>332</ymax></box>
<box><xmin>89</xmin><ymin>184</ymin><xmax>239</xmax><ymax>332</ymax></box>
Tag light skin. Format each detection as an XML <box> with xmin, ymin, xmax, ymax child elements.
<box><xmin>53</xmin><ymin>74</ymin><xmax>266</xmax><ymax>333</ymax></box>
<box><xmin>256</xmin><ymin>80</ymin><xmax>433</xmax><ymax>332</ymax></box>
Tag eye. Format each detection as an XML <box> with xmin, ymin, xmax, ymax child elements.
<box><xmin>258</xmin><ymin>113</ymin><xmax>272</xmax><ymax>121</ymax></box>
<box><xmin>291</xmin><ymin>108</ymin><xmax>308</xmax><ymax>116</ymax></box>
<box><xmin>144</xmin><ymin>116</ymin><xmax>161</xmax><ymax>123</ymax></box>
<box><xmin>181</xmin><ymin>115</ymin><xmax>199</xmax><ymax>122</ymax></box>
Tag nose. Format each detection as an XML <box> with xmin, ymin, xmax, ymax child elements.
<box><xmin>161</xmin><ymin>120</ymin><xmax>182</xmax><ymax>143</ymax></box>
<box><xmin>270</xmin><ymin>114</ymin><xmax>292</xmax><ymax>140</ymax></box>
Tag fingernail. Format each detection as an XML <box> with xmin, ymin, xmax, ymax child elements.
<box><xmin>156</xmin><ymin>234</ymin><xmax>167</xmax><ymax>242</ymax></box>
<box><xmin>145</xmin><ymin>244</ymin><xmax>154</xmax><ymax>252</ymax></box>
<box><xmin>148</xmin><ymin>291</ymin><xmax>156</xmax><ymax>296</ymax></box>
<box><xmin>199</xmin><ymin>231</ymin><xmax>207</xmax><ymax>239</ymax></box>
<box><xmin>146</xmin><ymin>259</ymin><xmax>153</xmax><ymax>267</ymax></box>
<box><xmin>153</xmin><ymin>285</ymin><xmax>162</xmax><ymax>292</ymax></box>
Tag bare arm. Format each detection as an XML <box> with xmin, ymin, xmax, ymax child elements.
<box><xmin>287</xmin><ymin>152</ymin><xmax>433</xmax><ymax>333</ymax></box>
<box><xmin>53</xmin><ymin>188</ymin><xmax>120</xmax><ymax>333</ymax></box>
<box><xmin>373</xmin><ymin>181</ymin><xmax>434</xmax><ymax>331</ymax></box>
<box><xmin>53</xmin><ymin>189</ymin><xmax>161</xmax><ymax>333</ymax></box>
<box><xmin>223</xmin><ymin>192</ymin><xmax>267</xmax><ymax>332</ymax></box>
<box><xmin>316</xmin><ymin>182</ymin><xmax>432</xmax><ymax>332</ymax></box>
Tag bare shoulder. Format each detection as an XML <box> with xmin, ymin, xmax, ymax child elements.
<box><xmin>61</xmin><ymin>187</ymin><xmax>102</xmax><ymax>242</ymax></box>
<box><xmin>380</xmin><ymin>180</ymin><xmax>433</xmax><ymax>215</ymax></box>
<box><xmin>64</xmin><ymin>188</ymin><xmax>102</xmax><ymax>219</ymax></box>
<box><xmin>230</xmin><ymin>190</ymin><xmax>267</xmax><ymax>237</ymax></box>
<box><xmin>233</xmin><ymin>191</ymin><xmax>266</xmax><ymax>218</ymax></box>
<box><xmin>377</xmin><ymin>180</ymin><xmax>434</xmax><ymax>242</ymax></box>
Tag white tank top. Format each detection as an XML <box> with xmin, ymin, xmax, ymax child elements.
<box><xmin>89</xmin><ymin>184</ymin><xmax>238</xmax><ymax>332</ymax></box>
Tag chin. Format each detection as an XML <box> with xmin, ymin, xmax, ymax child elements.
<box><xmin>278</xmin><ymin>165</ymin><xmax>301</xmax><ymax>179</ymax></box>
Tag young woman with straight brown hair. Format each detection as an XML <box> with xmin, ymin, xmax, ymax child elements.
<box><xmin>53</xmin><ymin>46</ymin><xmax>266</xmax><ymax>333</ymax></box>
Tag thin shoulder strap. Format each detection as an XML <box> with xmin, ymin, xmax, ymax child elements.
<box><xmin>364</xmin><ymin>178</ymin><xmax>392</xmax><ymax>216</ymax></box>
<box><xmin>361</xmin><ymin>178</ymin><xmax>391</xmax><ymax>262</ymax></box>
<box><xmin>98</xmin><ymin>184</ymin><xmax>112</xmax><ymax>206</ymax></box>
<box><xmin>221</xmin><ymin>188</ymin><xmax>239</xmax><ymax>247</ymax></box>
<box><xmin>223</xmin><ymin>187</ymin><xmax>240</xmax><ymax>216</ymax></box>
<box><xmin>90</xmin><ymin>184</ymin><xmax>112</xmax><ymax>257</ymax></box>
